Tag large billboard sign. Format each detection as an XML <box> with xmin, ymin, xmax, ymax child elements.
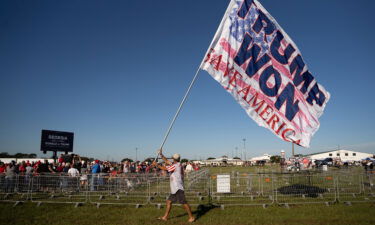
<box><xmin>40</xmin><ymin>130</ymin><xmax>74</xmax><ymax>153</ymax></box>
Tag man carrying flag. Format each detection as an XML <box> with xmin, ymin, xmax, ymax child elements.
<box><xmin>153</xmin><ymin>149</ymin><xmax>195</xmax><ymax>223</ymax></box>
<box><xmin>152</xmin><ymin>0</ymin><xmax>330</xmax><ymax>219</ymax></box>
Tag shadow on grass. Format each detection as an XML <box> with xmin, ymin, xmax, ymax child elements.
<box><xmin>171</xmin><ymin>204</ymin><xmax>216</xmax><ymax>221</ymax></box>
<box><xmin>277</xmin><ymin>184</ymin><xmax>327</xmax><ymax>198</ymax></box>
<box><xmin>194</xmin><ymin>204</ymin><xmax>216</xmax><ymax>220</ymax></box>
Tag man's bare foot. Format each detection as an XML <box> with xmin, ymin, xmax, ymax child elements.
<box><xmin>157</xmin><ymin>217</ymin><xmax>168</xmax><ymax>221</ymax></box>
<box><xmin>188</xmin><ymin>217</ymin><xmax>196</xmax><ymax>223</ymax></box>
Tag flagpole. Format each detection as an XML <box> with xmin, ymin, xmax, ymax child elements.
<box><xmin>292</xmin><ymin>142</ymin><xmax>295</xmax><ymax>157</ymax></box>
<box><xmin>156</xmin><ymin>0</ymin><xmax>235</xmax><ymax>155</ymax></box>
<box><xmin>158</xmin><ymin>66</ymin><xmax>201</xmax><ymax>151</ymax></box>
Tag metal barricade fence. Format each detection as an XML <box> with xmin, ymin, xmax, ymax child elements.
<box><xmin>1</xmin><ymin>169</ymin><xmax>374</xmax><ymax>207</ymax></box>
<box><xmin>210</xmin><ymin>173</ymin><xmax>274</xmax><ymax>206</ymax></box>
<box><xmin>0</xmin><ymin>174</ymin><xmax>31</xmax><ymax>202</ymax></box>
<box><xmin>363</xmin><ymin>173</ymin><xmax>375</xmax><ymax>201</ymax></box>
<box><xmin>87</xmin><ymin>173</ymin><xmax>152</xmax><ymax>206</ymax></box>
<box><xmin>149</xmin><ymin>175</ymin><xmax>172</xmax><ymax>205</ymax></box>
<box><xmin>274</xmin><ymin>173</ymin><xmax>336</xmax><ymax>205</ymax></box>
<box><xmin>185</xmin><ymin>169</ymin><xmax>210</xmax><ymax>202</ymax></box>
<box><xmin>336</xmin><ymin>173</ymin><xmax>365</xmax><ymax>203</ymax></box>
<box><xmin>30</xmin><ymin>174</ymin><xmax>86</xmax><ymax>204</ymax></box>
<box><xmin>336</xmin><ymin>172</ymin><xmax>375</xmax><ymax>203</ymax></box>
<box><xmin>182</xmin><ymin>169</ymin><xmax>210</xmax><ymax>205</ymax></box>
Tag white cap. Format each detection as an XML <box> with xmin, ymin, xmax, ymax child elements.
<box><xmin>172</xmin><ymin>154</ymin><xmax>180</xmax><ymax>161</ymax></box>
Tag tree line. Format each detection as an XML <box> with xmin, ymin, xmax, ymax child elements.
<box><xmin>0</xmin><ymin>152</ymin><xmax>37</xmax><ymax>158</ymax></box>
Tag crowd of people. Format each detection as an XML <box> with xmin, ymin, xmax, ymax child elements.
<box><xmin>0</xmin><ymin>154</ymin><xmax>202</xmax><ymax>193</ymax></box>
<box><xmin>0</xmin><ymin>154</ymin><xmax>201</xmax><ymax>178</ymax></box>
<box><xmin>0</xmin><ymin>151</ymin><xmax>199</xmax><ymax>222</ymax></box>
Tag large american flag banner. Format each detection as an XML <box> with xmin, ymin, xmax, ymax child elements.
<box><xmin>200</xmin><ymin>0</ymin><xmax>330</xmax><ymax>147</ymax></box>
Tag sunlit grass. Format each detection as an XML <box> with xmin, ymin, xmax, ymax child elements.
<box><xmin>0</xmin><ymin>202</ymin><xmax>374</xmax><ymax>225</ymax></box>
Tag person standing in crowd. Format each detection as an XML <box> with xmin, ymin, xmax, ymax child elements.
<box><xmin>18</xmin><ymin>161</ymin><xmax>26</xmax><ymax>174</ymax></box>
<box><xmin>63</xmin><ymin>163</ymin><xmax>70</xmax><ymax>173</ymax></box>
<box><xmin>193</xmin><ymin>163</ymin><xmax>200</xmax><ymax>171</ymax></box>
<box><xmin>153</xmin><ymin>149</ymin><xmax>195</xmax><ymax>223</ymax></box>
<box><xmin>136</xmin><ymin>163</ymin><xmax>141</xmax><ymax>173</ymax></box>
<box><xmin>5</xmin><ymin>162</ymin><xmax>16</xmax><ymax>192</ymax></box>
<box><xmin>67</xmin><ymin>163</ymin><xmax>80</xmax><ymax>191</ymax></box>
<box><xmin>58</xmin><ymin>154</ymin><xmax>65</xmax><ymax>164</ymax></box>
<box><xmin>37</xmin><ymin>160</ymin><xmax>55</xmax><ymax>174</ymax></box>
<box><xmin>72</xmin><ymin>154</ymin><xmax>82</xmax><ymax>173</ymax></box>
<box><xmin>0</xmin><ymin>162</ymin><xmax>6</xmax><ymax>173</ymax></box>
<box><xmin>56</xmin><ymin>162</ymin><xmax>64</xmax><ymax>173</ymax></box>
<box><xmin>25</xmin><ymin>163</ymin><xmax>33</xmax><ymax>175</ymax></box>
<box><xmin>80</xmin><ymin>160</ymin><xmax>88</xmax><ymax>188</ymax></box>
<box><xmin>90</xmin><ymin>160</ymin><xmax>101</xmax><ymax>191</ymax></box>
<box><xmin>130</xmin><ymin>162</ymin><xmax>136</xmax><ymax>173</ymax></box>
<box><xmin>145</xmin><ymin>162</ymin><xmax>151</xmax><ymax>173</ymax></box>
<box><xmin>25</xmin><ymin>163</ymin><xmax>33</xmax><ymax>185</ymax></box>
<box><xmin>68</xmin><ymin>164</ymin><xmax>80</xmax><ymax>177</ymax></box>
<box><xmin>123</xmin><ymin>161</ymin><xmax>130</xmax><ymax>173</ymax></box>
<box><xmin>92</xmin><ymin>160</ymin><xmax>101</xmax><ymax>173</ymax></box>
<box><xmin>185</xmin><ymin>162</ymin><xmax>193</xmax><ymax>174</ymax></box>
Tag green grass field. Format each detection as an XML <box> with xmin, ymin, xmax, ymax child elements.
<box><xmin>1</xmin><ymin>202</ymin><xmax>374</xmax><ymax>225</ymax></box>
<box><xmin>1</xmin><ymin>166</ymin><xmax>374</xmax><ymax>225</ymax></box>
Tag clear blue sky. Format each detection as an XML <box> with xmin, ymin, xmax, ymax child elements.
<box><xmin>1</xmin><ymin>0</ymin><xmax>374</xmax><ymax>161</ymax></box>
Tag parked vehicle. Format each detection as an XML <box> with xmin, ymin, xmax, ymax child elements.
<box><xmin>315</xmin><ymin>158</ymin><xmax>333</xmax><ymax>167</ymax></box>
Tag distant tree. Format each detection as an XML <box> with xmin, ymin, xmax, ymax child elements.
<box><xmin>14</xmin><ymin>153</ymin><xmax>28</xmax><ymax>158</ymax></box>
<box><xmin>0</xmin><ymin>152</ymin><xmax>39</xmax><ymax>158</ymax></box>
<box><xmin>270</xmin><ymin>155</ymin><xmax>281</xmax><ymax>163</ymax></box>
<box><xmin>28</xmin><ymin>153</ymin><xmax>37</xmax><ymax>158</ymax></box>
<box><xmin>180</xmin><ymin>158</ymin><xmax>189</xmax><ymax>163</ymax></box>
<box><xmin>207</xmin><ymin>157</ymin><xmax>215</xmax><ymax>160</ymax></box>
<box><xmin>121</xmin><ymin>158</ymin><xmax>133</xmax><ymax>162</ymax></box>
<box><xmin>0</xmin><ymin>152</ymin><xmax>10</xmax><ymax>158</ymax></box>
<box><xmin>143</xmin><ymin>158</ymin><xmax>154</xmax><ymax>163</ymax></box>
<box><xmin>233</xmin><ymin>157</ymin><xmax>241</xmax><ymax>160</ymax></box>
<box><xmin>80</xmin><ymin>156</ymin><xmax>90</xmax><ymax>162</ymax></box>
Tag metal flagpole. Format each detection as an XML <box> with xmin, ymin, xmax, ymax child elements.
<box><xmin>158</xmin><ymin>66</ymin><xmax>201</xmax><ymax>151</ymax></box>
<box><xmin>154</xmin><ymin>1</ymin><xmax>235</xmax><ymax>160</ymax></box>
<box><xmin>292</xmin><ymin>143</ymin><xmax>295</xmax><ymax>157</ymax></box>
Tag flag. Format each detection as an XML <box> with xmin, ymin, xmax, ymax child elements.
<box><xmin>200</xmin><ymin>0</ymin><xmax>330</xmax><ymax>147</ymax></box>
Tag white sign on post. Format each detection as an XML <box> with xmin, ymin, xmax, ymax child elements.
<box><xmin>217</xmin><ymin>174</ymin><xmax>230</xmax><ymax>193</ymax></box>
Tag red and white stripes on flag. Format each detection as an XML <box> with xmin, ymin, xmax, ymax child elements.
<box><xmin>200</xmin><ymin>0</ymin><xmax>330</xmax><ymax>147</ymax></box>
